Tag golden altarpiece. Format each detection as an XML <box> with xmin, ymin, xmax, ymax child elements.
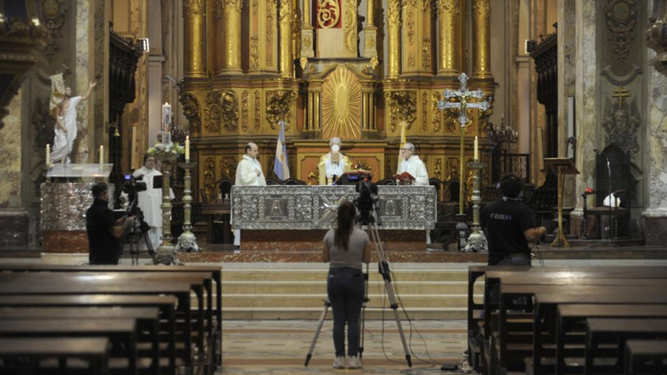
<box><xmin>178</xmin><ymin>0</ymin><xmax>496</xmax><ymax>201</ymax></box>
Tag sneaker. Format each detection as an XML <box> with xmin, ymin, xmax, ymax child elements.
<box><xmin>333</xmin><ymin>356</ymin><xmax>346</xmax><ymax>369</ymax></box>
<box><xmin>347</xmin><ymin>355</ymin><xmax>362</xmax><ymax>369</ymax></box>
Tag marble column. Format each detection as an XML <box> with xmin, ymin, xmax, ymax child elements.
<box><xmin>437</xmin><ymin>0</ymin><xmax>462</xmax><ymax>76</ymax></box>
<box><xmin>221</xmin><ymin>0</ymin><xmax>243</xmax><ymax>74</ymax></box>
<box><xmin>387</xmin><ymin>0</ymin><xmax>402</xmax><ymax>79</ymax></box>
<box><xmin>279</xmin><ymin>0</ymin><xmax>294</xmax><ymax>78</ymax></box>
<box><xmin>472</xmin><ymin>0</ymin><xmax>492</xmax><ymax>79</ymax></box>
<box><xmin>643</xmin><ymin>1</ymin><xmax>667</xmax><ymax>245</ymax></box>
<box><xmin>558</xmin><ymin>0</ymin><xmax>577</xmax><ymax>208</ymax></box>
<box><xmin>183</xmin><ymin>0</ymin><xmax>207</xmax><ymax>78</ymax></box>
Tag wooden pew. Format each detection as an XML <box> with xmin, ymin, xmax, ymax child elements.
<box><xmin>0</xmin><ymin>337</ymin><xmax>110</xmax><ymax>375</ymax></box>
<box><xmin>0</xmin><ymin>319</ymin><xmax>137</xmax><ymax>375</ymax></box>
<box><xmin>585</xmin><ymin>319</ymin><xmax>667</xmax><ymax>375</ymax></box>
<box><xmin>0</xmin><ymin>307</ymin><xmax>160</xmax><ymax>375</ymax></box>
<box><xmin>625</xmin><ymin>339</ymin><xmax>667</xmax><ymax>375</ymax></box>
<box><xmin>0</xmin><ymin>295</ymin><xmax>177</xmax><ymax>375</ymax></box>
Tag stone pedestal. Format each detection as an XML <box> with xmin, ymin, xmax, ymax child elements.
<box><xmin>644</xmin><ymin>216</ymin><xmax>667</xmax><ymax>246</ymax></box>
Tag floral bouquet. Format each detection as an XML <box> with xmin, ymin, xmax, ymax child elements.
<box><xmin>147</xmin><ymin>141</ymin><xmax>185</xmax><ymax>160</ymax></box>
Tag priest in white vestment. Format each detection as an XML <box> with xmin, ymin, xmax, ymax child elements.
<box><xmin>396</xmin><ymin>143</ymin><xmax>429</xmax><ymax>186</ymax></box>
<box><xmin>318</xmin><ymin>137</ymin><xmax>353</xmax><ymax>185</ymax></box>
<box><xmin>234</xmin><ymin>142</ymin><xmax>266</xmax><ymax>247</ymax></box>
<box><xmin>124</xmin><ymin>154</ymin><xmax>175</xmax><ymax>250</ymax></box>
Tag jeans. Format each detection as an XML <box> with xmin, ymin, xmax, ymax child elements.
<box><xmin>327</xmin><ymin>267</ymin><xmax>365</xmax><ymax>357</ymax></box>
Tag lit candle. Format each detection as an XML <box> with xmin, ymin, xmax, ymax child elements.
<box><xmin>162</xmin><ymin>102</ymin><xmax>171</xmax><ymax>131</ymax></box>
<box><xmin>100</xmin><ymin>145</ymin><xmax>104</xmax><ymax>166</ymax></box>
<box><xmin>185</xmin><ymin>135</ymin><xmax>190</xmax><ymax>161</ymax></box>
<box><xmin>46</xmin><ymin>144</ymin><xmax>50</xmax><ymax>167</ymax></box>
<box><xmin>474</xmin><ymin>136</ymin><xmax>479</xmax><ymax>161</ymax></box>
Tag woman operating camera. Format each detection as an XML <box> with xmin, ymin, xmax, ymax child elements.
<box><xmin>323</xmin><ymin>201</ymin><xmax>372</xmax><ymax>369</ymax></box>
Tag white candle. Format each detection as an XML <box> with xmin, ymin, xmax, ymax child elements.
<box><xmin>162</xmin><ymin>102</ymin><xmax>171</xmax><ymax>131</ymax></box>
<box><xmin>100</xmin><ymin>145</ymin><xmax>104</xmax><ymax>166</ymax></box>
<box><xmin>46</xmin><ymin>144</ymin><xmax>50</xmax><ymax>166</ymax></box>
<box><xmin>185</xmin><ymin>135</ymin><xmax>190</xmax><ymax>161</ymax></box>
<box><xmin>474</xmin><ymin>136</ymin><xmax>479</xmax><ymax>161</ymax></box>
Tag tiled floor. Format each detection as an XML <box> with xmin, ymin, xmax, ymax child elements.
<box><xmin>219</xmin><ymin>320</ymin><xmax>468</xmax><ymax>374</ymax></box>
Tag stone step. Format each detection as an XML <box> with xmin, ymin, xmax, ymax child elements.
<box><xmin>220</xmin><ymin>280</ymin><xmax>484</xmax><ymax>295</ymax></box>
<box><xmin>221</xmin><ymin>307</ymin><xmax>468</xmax><ymax>320</ymax></box>
<box><xmin>220</xmin><ymin>293</ymin><xmax>476</xmax><ymax>308</ymax></box>
<box><xmin>221</xmin><ymin>268</ymin><xmax>470</xmax><ymax>282</ymax></box>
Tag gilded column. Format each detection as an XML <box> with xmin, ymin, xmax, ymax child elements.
<box><xmin>301</xmin><ymin>0</ymin><xmax>314</xmax><ymax>58</ymax></box>
<box><xmin>471</xmin><ymin>0</ymin><xmax>492</xmax><ymax>79</ymax></box>
<box><xmin>437</xmin><ymin>0</ymin><xmax>461</xmax><ymax>76</ymax></box>
<box><xmin>363</xmin><ymin>0</ymin><xmax>378</xmax><ymax>58</ymax></box>
<box><xmin>221</xmin><ymin>0</ymin><xmax>243</xmax><ymax>74</ymax></box>
<box><xmin>209</xmin><ymin>0</ymin><xmax>224</xmax><ymax>75</ymax></box>
<box><xmin>184</xmin><ymin>0</ymin><xmax>207</xmax><ymax>79</ymax></box>
<box><xmin>279</xmin><ymin>0</ymin><xmax>294</xmax><ymax>78</ymax></box>
<box><xmin>387</xmin><ymin>0</ymin><xmax>402</xmax><ymax>79</ymax></box>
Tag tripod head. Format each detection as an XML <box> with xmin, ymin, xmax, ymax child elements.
<box><xmin>353</xmin><ymin>180</ymin><xmax>378</xmax><ymax>226</ymax></box>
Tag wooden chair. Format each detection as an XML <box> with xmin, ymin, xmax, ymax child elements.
<box><xmin>283</xmin><ymin>177</ymin><xmax>307</xmax><ymax>185</ymax></box>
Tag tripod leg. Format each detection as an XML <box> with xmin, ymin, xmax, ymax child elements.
<box><xmin>359</xmin><ymin>264</ymin><xmax>370</xmax><ymax>358</ymax></box>
<box><xmin>143</xmin><ymin>232</ymin><xmax>157</xmax><ymax>265</ymax></box>
<box><xmin>304</xmin><ymin>299</ymin><xmax>330</xmax><ymax>367</ymax></box>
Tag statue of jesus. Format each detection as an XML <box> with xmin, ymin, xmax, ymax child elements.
<box><xmin>49</xmin><ymin>73</ymin><xmax>96</xmax><ymax>164</ymax></box>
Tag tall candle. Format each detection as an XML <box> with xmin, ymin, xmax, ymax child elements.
<box><xmin>185</xmin><ymin>135</ymin><xmax>190</xmax><ymax>161</ymax></box>
<box><xmin>99</xmin><ymin>145</ymin><xmax>104</xmax><ymax>166</ymax></box>
<box><xmin>474</xmin><ymin>136</ymin><xmax>479</xmax><ymax>161</ymax></box>
<box><xmin>46</xmin><ymin>144</ymin><xmax>50</xmax><ymax>166</ymax></box>
<box><xmin>162</xmin><ymin>102</ymin><xmax>171</xmax><ymax>131</ymax></box>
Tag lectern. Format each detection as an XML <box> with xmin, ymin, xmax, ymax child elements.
<box><xmin>544</xmin><ymin>158</ymin><xmax>579</xmax><ymax>247</ymax></box>
<box><xmin>334</xmin><ymin>170</ymin><xmax>373</xmax><ymax>186</ymax></box>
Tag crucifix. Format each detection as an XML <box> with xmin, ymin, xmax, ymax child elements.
<box><xmin>612</xmin><ymin>86</ymin><xmax>630</xmax><ymax>109</ymax></box>
<box><xmin>438</xmin><ymin>73</ymin><xmax>490</xmax><ymax>251</ymax></box>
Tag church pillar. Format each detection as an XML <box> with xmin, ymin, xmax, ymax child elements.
<box><xmin>301</xmin><ymin>0</ymin><xmax>315</xmax><ymax>58</ymax></box>
<box><xmin>209</xmin><ymin>0</ymin><xmax>224</xmax><ymax>75</ymax></box>
<box><xmin>643</xmin><ymin>1</ymin><xmax>667</xmax><ymax>246</ymax></box>
<box><xmin>183</xmin><ymin>0</ymin><xmax>207</xmax><ymax>78</ymax></box>
<box><xmin>558</xmin><ymin>0</ymin><xmax>577</xmax><ymax>208</ymax></box>
<box><xmin>387</xmin><ymin>0</ymin><xmax>402</xmax><ymax>79</ymax></box>
<box><xmin>472</xmin><ymin>0</ymin><xmax>492</xmax><ymax>79</ymax></box>
<box><xmin>221</xmin><ymin>0</ymin><xmax>243</xmax><ymax>74</ymax></box>
<box><xmin>363</xmin><ymin>0</ymin><xmax>378</xmax><ymax>58</ymax></box>
<box><xmin>437</xmin><ymin>0</ymin><xmax>462</xmax><ymax>76</ymax></box>
<box><xmin>279</xmin><ymin>0</ymin><xmax>294</xmax><ymax>79</ymax></box>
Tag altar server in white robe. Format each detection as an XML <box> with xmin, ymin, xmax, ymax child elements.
<box><xmin>318</xmin><ymin>137</ymin><xmax>353</xmax><ymax>185</ymax></box>
<box><xmin>234</xmin><ymin>143</ymin><xmax>266</xmax><ymax>247</ymax></box>
<box><xmin>123</xmin><ymin>154</ymin><xmax>175</xmax><ymax>250</ymax></box>
<box><xmin>396</xmin><ymin>143</ymin><xmax>429</xmax><ymax>186</ymax></box>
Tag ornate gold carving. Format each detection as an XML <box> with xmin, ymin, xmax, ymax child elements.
<box><xmin>422</xmin><ymin>92</ymin><xmax>428</xmax><ymax>131</ymax></box>
<box><xmin>221</xmin><ymin>156</ymin><xmax>238</xmax><ymax>179</ymax></box>
<box><xmin>241</xmin><ymin>91</ymin><xmax>249</xmax><ymax>132</ymax></box>
<box><xmin>406</xmin><ymin>0</ymin><xmax>416</xmax><ymax>44</ymax></box>
<box><xmin>224</xmin><ymin>0</ymin><xmax>243</xmax><ymax>12</ymax></box>
<box><xmin>254</xmin><ymin>90</ymin><xmax>261</xmax><ymax>130</ymax></box>
<box><xmin>435</xmin><ymin>158</ymin><xmax>443</xmax><ymax>179</ymax></box>
<box><xmin>266</xmin><ymin>90</ymin><xmax>298</xmax><ymax>130</ymax></box>
<box><xmin>388</xmin><ymin>0</ymin><xmax>402</xmax><ymax>24</ymax></box>
<box><xmin>252</xmin><ymin>0</ymin><xmax>258</xmax><ymax>14</ymax></box>
<box><xmin>205</xmin><ymin>90</ymin><xmax>239</xmax><ymax>132</ymax></box>
<box><xmin>204</xmin><ymin>157</ymin><xmax>216</xmax><ymax>201</ymax></box>
<box><xmin>366</xmin><ymin>36</ymin><xmax>376</xmax><ymax>48</ymax></box>
<box><xmin>300</xmin><ymin>57</ymin><xmax>309</xmax><ymax>69</ymax></box>
<box><xmin>385</xmin><ymin>91</ymin><xmax>417</xmax><ymax>132</ymax></box>
<box><xmin>344</xmin><ymin>0</ymin><xmax>358</xmax><ymax>53</ymax></box>
<box><xmin>471</xmin><ymin>0</ymin><xmax>490</xmax><ymax>14</ymax></box>
<box><xmin>408</xmin><ymin>54</ymin><xmax>415</xmax><ymax>67</ymax></box>
<box><xmin>179</xmin><ymin>93</ymin><xmax>202</xmax><ymax>133</ymax></box>
<box><xmin>317</xmin><ymin>0</ymin><xmax>341</xmax><ymax>29</ymax></box>
<box><xmin>437</xmin><ymin>0</ymin><xmax>459</xmax><ymax>14</ymax></box>
<box><xmin>266</xmin><ymin>0</ymin><xmax>276</xmax><ymax>65</ymax></box>
<box><xmin>431</xmin><ymin>92</ymin><xmax>442</xmax><ymax>132</ymax></box>
<box><xmin>364</xmin><ymin>57</ymin><xmax>379</xmax><ymax>73</ymax></box>
<box><xmin>422</xmin><ymin>37</ymin><xmax>431</xmax><ymax>69</ymax></box>
<box><xmin>250</xmin><ymin>35</ymin><xmax>260</xmax><ymax>69</ymax></box>
<box><xmin>321</xmin><ymin>66</ymin><xmax>363</xmax><ymax>139</ymax></box>
<box><xmin>279</xmin><ymin>0</ymin><xmax>292</xmax><ymax>21</ymax></box>
<box><xmin>184</xmin><ymin>0</ymin><xmax>206</xmax><ymax>14</ymax></box>
<box><xmin>307</xmin><ymin>168</ymin><xmax>320</xmax><ymax>185</ymax></box>
<box><xmin>304</xmin><ymin>36</ymin><xmax>312</xmax><ymax>47</ymax></box>
<box><xmin>604</xmin><ymin>0</ymin><xmax>638</xmax><ymax>62</ymax></box>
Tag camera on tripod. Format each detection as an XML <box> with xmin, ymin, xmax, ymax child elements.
<box><xmin>353</xmin><ymin>181</ymin><xmax>378</xmax><ymax>226</ymax></box>
<box><xmin>119</xmin><ymin>175</ymin><xmax>151</xmax><ymax>247</ymax></box>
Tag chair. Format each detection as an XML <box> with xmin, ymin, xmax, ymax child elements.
<box><xmin>376</xmin><ymin>177</ymin><xmax>395</xmax><ymax>186</ymax></box>
<box><xmin>265</xmin><ymin>177</ymin><xmax>283</xmax><ymax>185</ymax></box>
<box><xmin>283</xmin><ymin>178</ymin><xmax>307</xmax><ymax>186</ymax></box>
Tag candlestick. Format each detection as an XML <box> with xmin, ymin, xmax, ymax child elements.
<box><xmin>99</xmin><ymin>145</ymin><xmax>103</xmax><ymax>166</ymax></box>
<box><xmin>185</xmin><ymin>135</ymin><xmax>190</xmax><ymax>161</ymax></box>
<box><xmin>474</xmin><ymin>136</ymin><xmax>479</xmax><ymax>161</ymax></box>
<box><xmin>46</xmin><ymin>144</ymin><xmax>50</xmax><ymax>167</ymax></box>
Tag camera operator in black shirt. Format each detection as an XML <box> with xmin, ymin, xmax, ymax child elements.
<box><xmin>481</xmin><ymin>173</ymin><xmax>547</xmax><ymax>266</ymax></box>
<box><xmin>86</xmin><ymin>183</ymin><xmax>135</xmax><ymax>265</ymax></box>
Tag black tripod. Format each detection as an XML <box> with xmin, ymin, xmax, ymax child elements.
<box><xmin>122</xmin><ymin>197</ymin><xmax>156</xmax><ymax>265</ymax></box>
<box><xmin>304</xmin><ymin>208</ymin><xmax>413</xmax><ymax>368</ymax></box>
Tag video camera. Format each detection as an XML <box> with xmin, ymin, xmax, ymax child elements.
<box><xmin>353</xmin><ymin>180</ymin><xmax>378</xmax><ymax>226</ymax></box>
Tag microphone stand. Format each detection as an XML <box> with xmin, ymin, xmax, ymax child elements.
<box><xmin>596</xmin><ymin>150</ymin><xmax>613</xmax><ymax>241</ymax></box>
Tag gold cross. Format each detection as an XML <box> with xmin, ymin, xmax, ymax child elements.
<box><xmin>612</xmin><ymin>86</ymin><xmax>631</xmax><ymax>109</ymax></box>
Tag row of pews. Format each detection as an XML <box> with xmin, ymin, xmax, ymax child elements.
<box><xmin>0</xmin><ymin>264</ymin><xmax>222</xmax><ymax>375</ymax></box>
<box><xmin>467</xmin><ymin>266</ymin><xmax>667</xmax><ymax>375</ymax></box>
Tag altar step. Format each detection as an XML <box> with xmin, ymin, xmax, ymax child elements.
<box><xmin>214</xmin><ymin>264</ymin><xmax>483</xmax><ymax>320</ymax></box>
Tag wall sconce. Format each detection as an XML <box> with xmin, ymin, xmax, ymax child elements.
<box><xmin>107</xmin><ymin>122</ymin><xmax>120</xmax><ymax>137</ymax></box>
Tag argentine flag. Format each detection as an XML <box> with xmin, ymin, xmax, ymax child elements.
<box><xmin>274</xmin><ymin>121</ymin><xmax>290</xmax><ymax>180</ymax></box>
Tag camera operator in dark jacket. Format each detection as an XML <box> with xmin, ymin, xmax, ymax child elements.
<box><xmin>481</xmin><ymin>173</ymin><xmax>547</xmax><ymax>266</ymax></box>
<box><xmin>86</xmin><ymin>183</ymin><xmax>135</xmax><ymax>265</ymax></box>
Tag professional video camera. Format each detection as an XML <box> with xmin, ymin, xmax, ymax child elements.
<box><xmin>353</xmin><ymin>180</ymin><xmax>378</xmax><ymax>226</ymax></box>
<box><xmin>118</xmin><ymin>175</ymin><xmax>154</xmax><ymax>262</ymax></box>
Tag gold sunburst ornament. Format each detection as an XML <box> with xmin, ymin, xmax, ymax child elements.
<box><xmin>321</xmin><ymin>66</ymin><xmax>362</xmax><ymax>139</ymax></box>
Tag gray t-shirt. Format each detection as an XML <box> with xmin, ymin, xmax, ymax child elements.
<box><xmin>324</xmin><ymin>228</ymin><xmax>370</xmax><ymax>270</ymax></box>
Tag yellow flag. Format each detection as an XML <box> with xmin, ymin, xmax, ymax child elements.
<box><xmin>399</xmin><ymin>121</ymin><xmax>407</xmax><ymax>151</ymax></box>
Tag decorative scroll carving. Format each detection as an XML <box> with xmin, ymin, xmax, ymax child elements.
<box><xmin>388</xmin><ymin>0</ymin><xmax>402</xmax><ymax>25</ymax></box>
<box><xmin>221</xmin><ymin>156</ymin><xmax>238</xmax><ymax>179</ymax></box>
<box><xmin>437</xmin><ymin>0</ymin><xmax>459</xmax><ymax>14</ymax></box>
<box><xmin>205</xmin><ymin>89</ymin><xmax>239</xmax><ymax>132</ymax></box>
<box><xmin>406</xmin><ymin>0</ymin><xmax>416</xmax><ymax>44</ymax></box>
<box><xmin>602</xmin><ymin>88</ymin><xmax>641</xmax><ymax>158</ymax></box>
<box><xmin>266</xmin><ymin>0</ymin><xmax>276</xmax><ymax>66</ymax></box>
<box><xmin>250</xmin><ymin>35</ymin><xmax>260</xmax><ymax>68</ymax></box>
<box><xmin>241</xmin><ymin>91</ymin><xmax>249</xmax><ymax>131</ymax></box>
<box><xmin>604</xmin><ymin>0</ymin><xmax>638</xmax><ymax>62</ymax></box>
<box><xmin>224</xmin><ymin>0</ymin><xmax>243</xmax><ymax>12</ymax></box>
<box><xmin>435</xmin><ymin>158</ymin><xmax>443</xmax><ymax>179</ymax></box>
<box><xmin>266</xmin><ymin>90</ymin><xmax>298</xmax><ymax>130</ymax></box>
<box><xmin>254</xmin><ymin>90</ymin><xmax>261</xmax><ymax>129</ymax></box>
<box><xmin>279</xmin><ymin>0</ymin><xmax>292</xmax><ymax>21</ymax></box>
<box><xmin>204</xmin><ymin>157</ymin><xmax>216</xmax><ymax>201</ymax></box>
<box><xmin>344</xmin><ymin>0</ymin><xmax>357</xmax><ymax>53</ymax></box>
<box><xmin>422</xmin><ymin>37</ymin><xmax>431</xmax><ymax>69</ymax></box>
<box><xmin>184</xmin><ymin>0</ymin><xmax>206</xmax><ymax>14</ymax></box>
<box><xmin>422</xmin><ymin>91</ymin><xmax>428</xmax><ymax>131</ymax></box>
<box><xmin>385</xmin><ymin>91</ymin><xmax>417</xmax><ymax>132</ymax></box>
<box><xmin>307</xmin><ymin>168</ymin><xmax>320</xmax><ymax>185</ymax></box>
<box><xmin>431</xmin><ymin>92</ymin><xmax>442</xmax><ymax>132</ymax></box>
<box><xmin>179</xmin><ymin>92</ymin><xmax>202</xmax><ymax>133</ymax></box>
<box><xmin>40</xmin><ymin>0</ymin><xmax>67</xmax><ymax>63</ymax></box>
<box><xmin>317</xmin><ymin>0</ymin><xmax>341</xmax><ymax>29</ymax></box>
<box><xmin>321</xmin><ymin>67</ymin><xmax>362</xmax><ymax>139</ymax></box>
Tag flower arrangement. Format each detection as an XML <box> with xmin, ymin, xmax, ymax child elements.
<box><xmin>147</xmin><ymin>141</ymin><xmax>185</xmax><ymax>159</ymax></box>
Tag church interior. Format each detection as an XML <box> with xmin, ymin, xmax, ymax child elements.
<box><xmin>1</xmin><ymin>0</ymin><xmax>667</xmax><ymax>374</ymax></box>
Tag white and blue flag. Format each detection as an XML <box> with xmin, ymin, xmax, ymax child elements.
<box><xmin>274</xmin><ymin>121</ymin><xmax>290</xmax><ymax>180</ymax></box>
